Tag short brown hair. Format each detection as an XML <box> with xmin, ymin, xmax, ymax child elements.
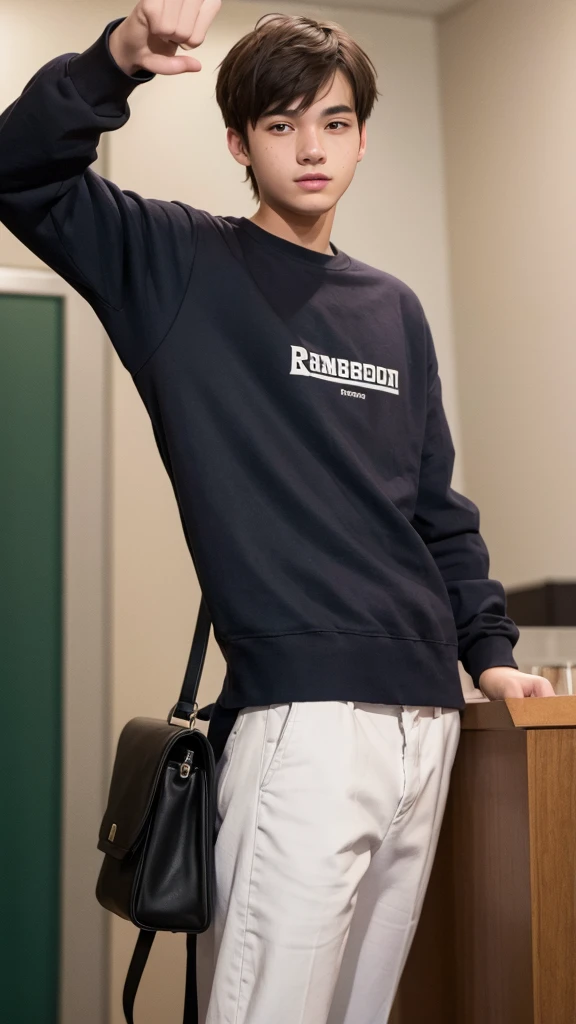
<box><xmin>216</xmin><ymin>14</ymin><xmax>378</xmax><ymax>199</ymax></box>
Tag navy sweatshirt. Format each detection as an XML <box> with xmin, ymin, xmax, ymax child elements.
<box><xmin>0</xmin><ymin>18</ymin><xmax>519</xmax><ymax>715</ymax></box>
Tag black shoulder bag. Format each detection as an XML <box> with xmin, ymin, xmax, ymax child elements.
<box><xmin>95</xmin><ymin>597</ymin><xmax>215</xmax><ymax>1024</ymax></box>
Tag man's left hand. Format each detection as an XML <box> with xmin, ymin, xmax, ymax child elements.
<box><xmin>478</xmin><ymin>666</ymin><xmax>556</xmax><ymax>701</ymax></box>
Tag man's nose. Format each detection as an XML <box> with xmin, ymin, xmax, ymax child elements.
<box><xmin>296</xmin><ymin>131</ymin><xmax>327</xmax><ymax>165</ymax></box>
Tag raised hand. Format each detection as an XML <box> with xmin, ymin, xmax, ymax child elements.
<box><xmin>109</xmin><ymin>0</ymin><xmax>222</xmax><ymax>77</ymax></box>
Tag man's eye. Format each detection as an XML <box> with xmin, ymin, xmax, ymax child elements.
<box><xmin>327</xmin><ymin>121</ymin><xmax>347</xmax><ymax>130</ymax></box>
<box><xmin>270</xmin><ymin>123</ymin><xmax>292</xmax><ymax>133</ymax></box>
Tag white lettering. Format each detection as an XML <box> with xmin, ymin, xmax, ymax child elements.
<box><xmin>290</xmin><ymin>345</ymin><xmax>310</xmax><ymax>376</ymax></box>
<box><xmin>321</xmin><ymin>356</ymin><xmax>337</xmax><ymax>376</ymax></box>
<box><xmin>291</xmin><ymin>344</ymin><xmax>399</xmax><ymax>396</ymax></box>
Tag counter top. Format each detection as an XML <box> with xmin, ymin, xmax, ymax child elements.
<box><xmin>462</xmin><ymin>695</ymin><xmax>576</xmax><ymax>730</ymax></box>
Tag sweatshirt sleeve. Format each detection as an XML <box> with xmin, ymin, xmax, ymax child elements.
<box><xmin>411</xmin><ymin>312</ymin><xmax>520</xmax><ymax>686</ymax></box>
<box><xmin>0</xmin><ymin>18</ymin><xmax>197</xmax><ymax>376</ymax></box>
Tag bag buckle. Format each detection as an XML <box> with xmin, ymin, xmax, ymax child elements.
<box><xmin>179</xmin><ymin>750</ymin><xmax>195</xmax><ymax>778</ymax></box>
<box><xmin>168</xmin><ymin>702</ymin><xmax>199</xmax><ymax>729</ymax></box>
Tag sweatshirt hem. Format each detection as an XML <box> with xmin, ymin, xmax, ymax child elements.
<box><xmin>219</xmin><ymin>630</ymin><xmax>465</xmax><ymax>710</ymax></box>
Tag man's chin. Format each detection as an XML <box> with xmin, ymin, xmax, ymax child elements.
<box><xmin>279</xmin><ymin>192</ymin><xmax>338</xmax><ymax>218</ymax></box>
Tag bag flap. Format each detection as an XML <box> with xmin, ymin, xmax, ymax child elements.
<box><xmin>97</xmin><ymin>717</ymin><xmax>190</xmax><ymax>860</ymax></box>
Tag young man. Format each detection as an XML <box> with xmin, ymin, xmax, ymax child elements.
<box><xmin>0</xmin><ymin>3</ymin><xmax>554</xmax><ymax>1022</ymax></box>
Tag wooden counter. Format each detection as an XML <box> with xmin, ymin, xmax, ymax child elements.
<box><xmin>390</xmin><ymin>697</ymin><xmax>576</xmax><ymax>1024</ymax></box>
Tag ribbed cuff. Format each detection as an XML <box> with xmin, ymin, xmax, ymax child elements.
<box><xmin>67</xmin><ymin>18</ymin><xmax>155</xmax><ymax>115</ymax></box>
<box><xmin>462</xmin><ymin>635</ymin><xmax>519</xmax><ymax>686</ymax></box>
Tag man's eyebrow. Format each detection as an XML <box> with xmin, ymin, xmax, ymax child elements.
<box><xmin>261</xmin><ymin>103</ymin><xmax>355</xmax><ymax>119</ymax></box>
<box><xmin>321</xmin><ymin>105</ymin><xmax>355</xmax><ymax>117</ymax></box>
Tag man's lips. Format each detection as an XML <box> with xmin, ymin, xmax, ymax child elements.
<box><xmin>295</xmin><ymin>174</ymin><xmax>331</xmax><ymax>191</ymax></box>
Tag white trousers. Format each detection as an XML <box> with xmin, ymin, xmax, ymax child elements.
<box><xmin>197</xmin><ymin>700</ymin><xmax>461</xmax><ymax>1024</ymax></box>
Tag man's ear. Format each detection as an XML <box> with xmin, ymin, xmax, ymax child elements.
<box><xmin>357</xmin><ymin>122</ymin><xmax>367</xmax><ymax>164</ymax></box>
<box><xmin>227</xmin><ymin>128</ymin><xmax>251</xmax><ymax>168</ymax></box>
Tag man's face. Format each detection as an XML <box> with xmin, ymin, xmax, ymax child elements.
<box><xmin>228</xmin><ymin>71</ymin><xmax>367</xmax><ymax>216</ymax></box>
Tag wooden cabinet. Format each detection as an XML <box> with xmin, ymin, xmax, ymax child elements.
<box><xmin>391</xmin><ymin>697</ymin><xmax>576</xmax><ymax>1024</ymax></box>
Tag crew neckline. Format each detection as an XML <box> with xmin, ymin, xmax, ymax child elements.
<box><xmin>236</xmin><ymin>217</ymin><xmax>351</xmax><ymax>270</ymax></box>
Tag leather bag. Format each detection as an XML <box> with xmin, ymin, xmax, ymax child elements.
<box><xmin>95</xmin><ymin>597</ymin><xmax>215</xmax><ymax>1024</ymax></box>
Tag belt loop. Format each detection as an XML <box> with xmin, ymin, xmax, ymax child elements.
<box><xmin>434</xmin><ymin>706</ymin><xmax>442</xmax><ymax>718</ymax></box>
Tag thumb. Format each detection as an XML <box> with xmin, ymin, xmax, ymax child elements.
<box><xmin>143</xmin><ymin>53</ymin><xmax>202</xmax><ymax>75</ymax></box>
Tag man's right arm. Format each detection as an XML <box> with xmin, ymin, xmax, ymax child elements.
<box><xmin>0</xmin><ymin>2</ymin><xmax>220</xmax><ymax>375</ymax></box>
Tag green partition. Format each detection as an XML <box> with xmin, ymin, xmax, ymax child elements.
<box><xmin>0</xmin><ymin>294</ymin><xmax>63</xmax><ymax>1024</ymax></box>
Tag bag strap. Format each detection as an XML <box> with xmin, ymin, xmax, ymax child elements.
<box><xmin>123</xmin><ymin>931</ymin><xmax>155</xmax><ymax>1024</ymax></box>
<box><xmin>168</xmin><ymin>596</ymin><xmax>212</xmax><ymax>728</ymax></box>
<box><xmin>123</xmin><ymin>931</ymin><xmax>198</xmax><ymax>1024</ymax></box>
<box><xmin>184</xmin><ymin>934</ymin><xmax>198</xmax><ymax>1022</ymax></box>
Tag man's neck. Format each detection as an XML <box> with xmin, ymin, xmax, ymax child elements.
<box><xmin>250</xmin><ymin>204</ymin><xmax>336</xmax><ymax>256</ymax></box>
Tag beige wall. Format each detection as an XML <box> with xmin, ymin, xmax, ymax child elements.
<box><xmin>439</xmin><ymin>0</ymin><xmax>576</xmax><ymax>589</ymax></box>
<box><xmin>1</xmin><ymin>2</ymin><xmax>460</xmax><ymax>1020</ymax></box>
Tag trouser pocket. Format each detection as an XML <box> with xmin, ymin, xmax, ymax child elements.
<box><xmin>260</xmin><ymin>703</ymin><xmax>298</xmax><ymax>791</ymax></box>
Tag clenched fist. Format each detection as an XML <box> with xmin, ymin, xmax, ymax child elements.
<box><xmin>109</xmin><ymin>0</ymin><xmax>222</xmax><ymax>76</ymax></box>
